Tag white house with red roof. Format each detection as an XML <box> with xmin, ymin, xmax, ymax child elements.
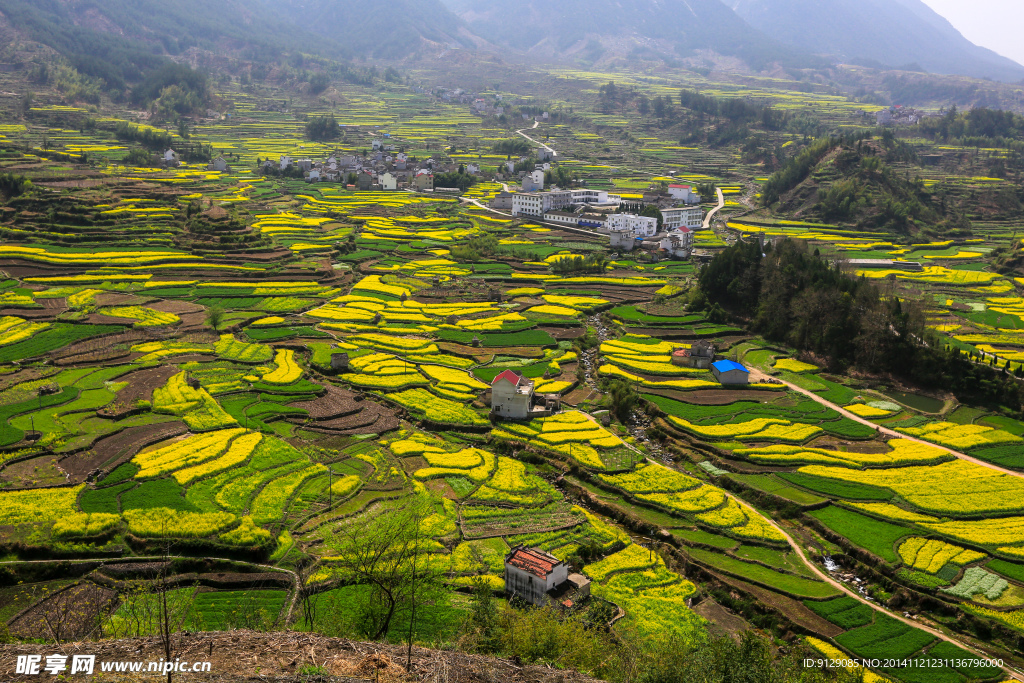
<box><xmin>668</xmin><ymin>184</ymin><xmax>700</xmax><ymax>204</ymax></box>
<box><xmin>504</xmin><ymin>545</ymin><xmax>590</xmax><ymax>607</ymax></box>
<box><xmin>490</xmin><ymin>369</ymin><xmax>534</xmax><ymax>419</ymax></box>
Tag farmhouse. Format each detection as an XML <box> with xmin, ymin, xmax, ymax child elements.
<box><xmin>380</xmin><ymin>172</ymin><xmax>398</xmax><ymax>191</ymax></box>
<box><xmin>504</xmin><ymin>545</ymin><xmax>591</xmax><ymax>607</ymax></box>
<box><xmin>543</xmin><ymin>210</ymin><xmax>580</xmax><ymax>226</ymax></box>
<box><xmin>610</xmin><ymin>230</ymin><xmax>638</xmax><ymax>251</ymax></box>
<box><xmin>413</xmin><ymin>170</ymin><xmax>433</xmax><ymax>191</ymax></box>
<box><xmin>490</xmin><ymin>369</ymin><xmax>534</xmax><ymax>419</ymax></box>
<box><xmin>668</xmin><ymin>184</ymin><xmax>700</xmax><ymax>203</ymax></box>
<box><xmin>160</xmin><ymin>149</ymin><xmax>180</xmax><ymax>168</ymax></box>
<box><xmin>660</xmin><ymin>229</ymin><xmax>693</xmax><ymax>258</ymax></box>
<box><xmin>490</xmin><ymin>191</ymin><xmax>514</xmax><ymax>210</ymax></box>
<box><xmin>356</xmin><ymin>171</ymin><xmax>374</xmax><ymax>191</ymax></box>
<box><xmin>521</xmin><ymin>169</ymin><xmax>544</xmax><ymax>192</ymax></box>
<box><xmin>711</xmin><ymin>360</ymin><xmax>750</xmax><ymax>385</ymax></box>
<box><xmin>672</xmin><ymin>340</ymin><xmax>715</xmax><ymax>369</ymax></box>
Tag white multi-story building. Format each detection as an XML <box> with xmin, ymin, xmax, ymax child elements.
<box><xmin>571</xmin><ymin>189</ymin><xmax>609</xmax><ymax>204</ymax></box>
<box><xmin>547</xmin><ymin>190</ymin><xmax>573</xmax><ymax>211</ymax></box>
<box><xmin>491</xmin><ymin>370</ymin><xmax>534</xmax><ymax>419</ymax></box>
<box><xmin>662</xmin><ymin>206</ymin><xmax>703</xmax><ymax>230</ymax></box>
<box><xmin>606</xmin><ymin>213</ymin><xmax>658</xmax><ymax>238</ymax></box>
<box><xmin>512</xmin><ymin>192</ymin><xmax>548</xmax><ymax>217</ymax></box>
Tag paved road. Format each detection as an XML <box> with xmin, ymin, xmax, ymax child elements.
<box><xmin>703</xmin><ymin>188</ymin><xmax>725</xmax><ymax>229</ymax></box>
<box><xmin>515</xmin><ymin>120</ymin><xmax>554</xmax><ymax>154</ymax></box>
<box><xmin>460</xmin><ymin>196</ymin><xmax>510</xmax><ymax>216</ymax></box>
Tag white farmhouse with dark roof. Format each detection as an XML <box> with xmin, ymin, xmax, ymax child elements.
<box><xmin>504</xmin><ymin>545</ymin><xmax>590</xmax><ymax>607</ymax></box>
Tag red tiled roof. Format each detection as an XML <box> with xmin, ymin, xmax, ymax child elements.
<box><xmin>506</xmin><ymin>547</ymin><xmax>558</xmax><ymax>578</ymax></box>
<box><xmin>492</xmin><ymin>369</ymin><xmax>524</xmax><ymax>387</ymax></box>
<box><xmin>669</xmin><ymin>184</ymin><xmax>692</xmax><ymax>189</ymax></box>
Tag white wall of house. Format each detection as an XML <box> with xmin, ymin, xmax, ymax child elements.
<box><xmin>606</xmin><ymin>213</ymin><xmax>658</xmax><ymax>238</ymax></box>
<box><xmin>512</xmin><ymin>193</ymin><xmax>546</xmax><ymax>217</ymax></box>
<box><xmin>668</xmin><ymin>185</ymin><xmax>700</xmax><ymax>203</ymax></box>
<box><xmin>491</xmin><ymin>377</ymin><xmax>533</xmax><ymax>418</ymax></box>
<box><xmin>662</xmin><ymin>206</ymin><xmax>703</xmax><ymax>230</ymax></box>
<box><xmin>522</xmin><ymin>169</ymin><xmax>544</xmax><ymax>192</ymax></box>
<box><xmin>571</xmin><ymin>189</ymin><xmax>610</xmax><ymax>204</ymax></box>
<box><xmin>543</xmin><ymin>211</ymin><xmax>578</xmax><ymax>225</ymax></box>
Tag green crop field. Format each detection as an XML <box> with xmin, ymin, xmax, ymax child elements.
<box><xmin>807</xmin><ymin>507</ymin><xmax>909</xmax><ymax>563</ymax></box>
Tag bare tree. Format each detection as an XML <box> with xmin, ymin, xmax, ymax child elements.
<box><xmin>326</xmin><ymin>496</ymin><xmax>444</xmax><ymax>642</ymax></box>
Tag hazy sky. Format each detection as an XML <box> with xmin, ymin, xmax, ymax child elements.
<box><xmin>920</xmin><ymin>0</ymin><xmax>1024</xmax><ymax>66</ymax></box>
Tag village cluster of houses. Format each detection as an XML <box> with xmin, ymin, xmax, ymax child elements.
<box><xmin>874</xmin><ymin>105</ymin><xmax>936</xmax><ymax>127</ymax></box>
<box><xmin>431</xmin><ymin>87</ymin><xmax>554</xmax><ymax>122</ymax></box>
<box><xmin>252</xmin><ymin>139</ymin><xmax>475</xmax><ymax>191</ymax></box>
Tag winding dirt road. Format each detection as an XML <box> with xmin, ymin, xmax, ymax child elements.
<box><xmin>515</xmin><ymin>120</ymin><xmax>553</xmax><ymax>154</ymax></box>
<box><xmin>703</xmin><ymin>188</ymin><xmax>725</xmax><ymax>229</ymax></box>
<box><xmin>746</xmin><ymin>365</ymin><xmax>1024</xmax><ymax>480</ymax></box>
<box><xmin>753</xmin><ymin>504</ymin><xmax>1023</xmax><ymax>681</ymax></box>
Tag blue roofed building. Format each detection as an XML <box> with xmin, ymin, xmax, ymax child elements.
<box><xmin>711</xmin><ymin>360</ymin><xmax>749</xmax><ymax>386</ymax></box>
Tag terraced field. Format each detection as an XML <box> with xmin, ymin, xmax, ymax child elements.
<box><xmin>0</xmin><ymin>58</ymin><xmax>1020</xmax><ymax>683</ymax></box>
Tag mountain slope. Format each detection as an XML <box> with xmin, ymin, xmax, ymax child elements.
<box><xmin>440</xmin><ymin>0</ymin><xmax>814</xmax><ymax>69</ymax></box>
<box><xmin>0</xmin><ymin>0</ymin><xmax>476</xmax><ymax>90</ymax></box>
<box><xmin>731</xmin><ymin>0</ymin><xmax>1024</xmax><ymax>83</ymax></box>
<box><xmin>261</xmin><ymin>0</ymin><xmax>478</xmax><ymax>59</ymax></box>
<box><xmin>0</xmin><ymin>0</ymin><xmax>324</xmax><ymax>87</ymax></box>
